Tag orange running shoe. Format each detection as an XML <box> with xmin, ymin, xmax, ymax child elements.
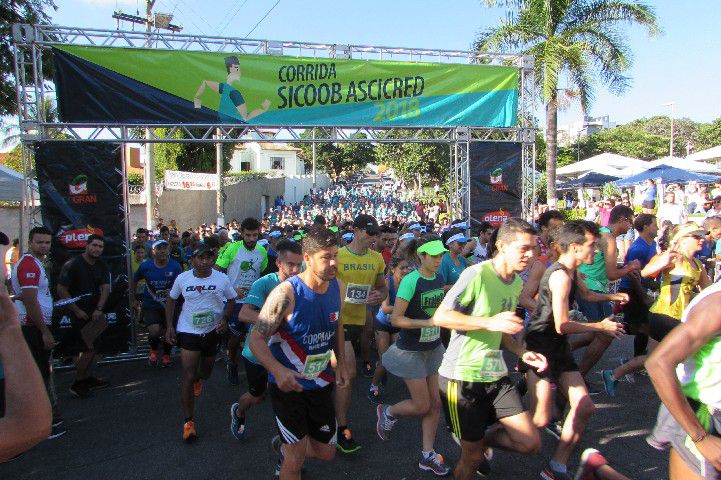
<box><xmin>148</xmin><ymin>350</ymin><xmax>159</xmax><ymax>366</ymax></box>
<box><xmin>182</xmin><ymin>420</ymin><xmax>196</xmax><ymax>442</ymax></box>
<box><xmin>194</xmin><ymin>380</ymin><xmax>202</xmax><ymax>397</ymax></box>
<box><xmin>161</xmin><ymin>354</ymin><xmax>172</xmax><ymax>368</ymax></box>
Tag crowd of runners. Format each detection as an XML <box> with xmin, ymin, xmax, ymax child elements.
<box><xmin>4</xmin><ymin>177</ymin><xmax>721</xmax><ymax>480</ymax></box>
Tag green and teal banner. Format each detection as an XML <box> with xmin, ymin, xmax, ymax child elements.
<box><xmin>53</xmin><ymin>45</ymin><xmax>518</xmax><ymax>127</ymax></box>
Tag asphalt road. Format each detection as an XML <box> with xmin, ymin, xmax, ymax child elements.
<box><xmin>2</xmin><ymin>336</ymin><xmax>668</xmax><ymax>480</ymax></box>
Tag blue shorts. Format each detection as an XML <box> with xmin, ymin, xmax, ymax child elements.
<box><xmin>227</xmin><ymin>302</ymin><xmax>247</xmax><ymax>337</ymax></box>
<box><xmin>575</xmin><ymin>295</ymin><xmax>612</xmax><ymax>322</ymax></box>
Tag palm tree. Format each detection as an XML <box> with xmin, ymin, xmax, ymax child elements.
<box><xmin>476</xmin><ymin>0</ymin><xmax>659</xmax><ymax>206</ymax></box>
<box><xmin>1</xmin><ymin>95</ymin><xmax>59</xmax><ymax>149</ymax></box>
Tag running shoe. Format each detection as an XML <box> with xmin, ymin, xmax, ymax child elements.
<box><xmin>272</xmin><ymin>435</ymin><xmax>283</xmax><ymax>479</ymax></box>
<box><xmin>618</xmin><ymin>358</ymin><xmax>635</xmax><ymax>383</ymax></box>
<box><xmin>418</xmin><ymin>451</ymin><xmax>451</xmax><ymax>476</ymax></box>
<box><xmin>336</xmin><ymin>427</ymin><xmax>361</xmax><ymax>453</ymax></box>
<box><xmin>69</xmin><ymin>381</ymin><xmax>93</xmax><ymax>399</ymax></box>
<box><xmin>227</xmin><ymin>360</ymin><xmax>240</xmax><ymax>385</ymax></box>
<box><xmin>376</xmin><ymin>404</ymin><xmax>397</xmax><ymax>441</ymax></box>
<box><xmin>230</xmin><ymin>403</ymin><xmax>246</xmax><ymax>440</ymax></box>
<box><xmin>540</xmin><ymin>464</ymin><xmax>572</xmax><ymax>480</ymax></box>
<box><xmin>48</xmin><ymin>423</ymin><xmax>67</xmax><ymax>440</ymax></box>
<box><xmin>585</xmin><ymin>381</ymin><xmax>603</xmax><ymax>396</ymax></box>
<box><xmin>148</xmin><ymin>349</ymin><xmax>159</xmax><ymax>366</ymax></box>
<box><xmin>194</xmin><ymin>380</ymin><xmax>203</xmax><ymax>397</ymax></box>
<box><xmin>362</xmin><ymin>361</ymin><xmax>375</xmax><ymax>378</ymax></box>
<box><xmin>476</xmin><ymin>448</ymin><xmax>493</xmax><ymax>476</ymax></box>
<box><xmin>573</xmin><ymin>448</ymin><xmax>608</xmax><ymax>480</ymax></box>
<box><xmin>367</xmin><ymin>385</ymin><xmax>382</xmax><ymax>405</ymax></box>
<box><xmin>182</xmin><ymin>420</ymin><xmax>197</xmax><ymax>443</ymax></box>
<box><xmin>544</xmin><ymin>421</ymin><xmax>563</xmax><ymax>440</ymax></box>
<box><xmin>161</xmin><ymin>354</ymin><xmax>172</xmax><ymax>368</ymax></box>
<box><xmin>600</xmin><ymin>370</ymin><xmax>618</xmax><ymax>397</ymax></box>
<box><xmin>83</xmin><ymin>376</ymin><xmax>110</xmax><ymax>390</ymax></box>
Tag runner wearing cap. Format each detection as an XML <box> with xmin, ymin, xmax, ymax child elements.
<box><xmin>165</xmin><ymin>243</ymin><xmax>237</xmax><ymax>442</ymax></box>
<box><xmin>264</xmin><ymin>229</ymin><xmax>284</xmax><ymax>274</ymax></box>
<box><xmin>132</xmin><ymin>239</ymin><xmax>182</xmax><ymax>367</ymax></box>
<box><xmin>523</xmin><ymin>221</ymin><xmax>628</xmax><ymax>480</ymax></box>
<box><xmin>432</xmin><ymin>219</ymin><xmax>548</xmax><ymax>480</ymax></box>
<box><xmin>602</xmin><ymin>222</ymin><xmax>710</xmax><ymax>397</ymax></box>
<box><xmin>335</xmin><ymin>214</ymin><xmax>388</xmax><ymax>453</ymax></box>
<box><xmin>248</xmin><ymin>227</ymin><xmax>348</xmax><ymax>479</ymax></box>
<box><xmin>215</xmin><ymin>217</ymin><xmax>267</xmax><ymax>385</ymax></box>
<box><xmin>229</xmin><ymin>240</ymin><xmax>303</xmax><ymax>440</ymax></box>
<box><xmin>368</xmin><ymin>255</ymin><xmax>412</xmax><ymax>404</ymax></box>
<box><xmin>375</xmin><ymin>236</ymin><xmax>451</xmax><ymax>476</ymax></box>
<box><xmin>438</xmin><ymin>228</ymin><xmax>470</xmax><ymax>348</ymax></box>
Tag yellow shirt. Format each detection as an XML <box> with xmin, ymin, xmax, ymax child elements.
<box><xmin>649</xmin><ymin>257</ymin><xmax>703</xmax><ymax>320</ymax></box>
<box><xmin>336</xmin><ymin>246</ymin><xmax>386</xmax><ymax>326</ymax></box>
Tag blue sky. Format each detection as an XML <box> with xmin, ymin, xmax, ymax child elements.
<box><xmin>38</xmin><ymin>0</ymin><xmax>721</xmax><ymax>126</ymax></box>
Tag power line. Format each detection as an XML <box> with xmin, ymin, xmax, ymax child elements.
<box><xmin>218</xmin><ymin>0</ymin><xmax>249</xmax><ymax>35</ymax></box>
<box><xmin>175</xmin><ymin>0</ymin><xmax>215</xmax><ymax>32</ymax></box>
<box><xmin>245</xmin><ymin>0</ymin><xmax>281</xmax><ymax>37</ymax></box>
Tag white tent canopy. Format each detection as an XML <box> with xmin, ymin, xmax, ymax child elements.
<box><xmin>0</xmin><ymin>164</ymin><xmax>29</xmax><ymax>202</ymax></box>
<box><xmin>647</xmin><ymin>156</ymin><xmax>720</xmax><ymax>173</ymax></box>
<box><xmin>686</xmin><ymin>145</ymin><xmax>721</xmax><ymax>163</ymax></box>
<box><xmin>556</xmin><ymin>153</ymin><xmax>646</xmax><ymax>178</ymax></box>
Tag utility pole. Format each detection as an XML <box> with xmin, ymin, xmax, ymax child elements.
<box><xmin>312</xmin><ymin>129</ymin><xmax>317</xmax><ymax>188</ymax></box>
<box><xmin>664</xmin><ymin>101</ymin><xmax>675</xmax><ymax>158</ymax></box>
<box><xmin>112</xmin><ymin>0</ymin><xmax>181</xmax><ymax>230</ymax></box>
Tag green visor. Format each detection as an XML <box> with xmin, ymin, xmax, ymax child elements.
<box><xmin>417</xmin><ymin>240</ymin><xmax>448</xmax><ymax>256</ymax></box>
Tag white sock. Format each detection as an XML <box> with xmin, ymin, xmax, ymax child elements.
<box><xmin>422</xmin><ymin>449</ymin><xmax>434</xmax><ymax>460</ymax></box>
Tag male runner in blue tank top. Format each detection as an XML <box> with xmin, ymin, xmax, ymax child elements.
<box><xmin>249</xmin><ymin>227</ymin><xmax>348</xmax><ymax>480</ymax></box>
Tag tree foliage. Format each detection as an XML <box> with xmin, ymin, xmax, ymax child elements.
<box><xmin>477</xmin><ymin>0</ymin><xmax>660</xmax><ymax>205</ymax></box>
<box><xmin>698</xmin><ymin>118</ymin><xmax>721</xmax><ymax>151</ymax></box>
<box><xmin>152</xmin><ymin>128</ymin><xmax>232</xmax><ymax>180</ymax></box>
<box><xmin>1</xmin><ymin>1</ymin><xmax>57</xmax><ymax>116</ymax></box>
<box><xmin>295</xmin><ymin>130</ymin><xmax>375</xmax><ymax>178</ymax></box>
<box><xmin>374</xmin><ymin>131</ymin><xmax>449</xmax><ymax>189</ymax></box>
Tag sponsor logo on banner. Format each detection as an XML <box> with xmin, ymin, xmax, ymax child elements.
<box><xmin>165</xmin><ymin>170</ymin><xmax>219</xmax><ymax>191</ymax></box>
<box><xmin>68</xmin><ymin>174</ymin><xmax>97</xmax><ymax>204</ymax></box>
<box><xmin>58</xmin><ymin>225</ymin><xmax>104</xmax><ymax>249</ymax></box>
<box><xmin>483</xmin><ymin>209</ymin><xmax>510</xmax><ymax>227</ymax></box>
<box><xmin>490</xmin><ymin>168</ymin><xmax>508</xmax><ymax>191</ymax></box>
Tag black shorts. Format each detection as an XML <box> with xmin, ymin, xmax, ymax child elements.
<box><xmin>649</xmin><ymin>312</ymin><xmax>679</xmax><ymax>342</ymax></box>
<box><xmin>343</xmin><ymin>324</ymin><xmax>364</xmax><ymax>347</ymax></box>
<box><xmin>177</xmin><ymin>331</ymin><xmax>219</xmax><ymax>357</ymax></box>
<box><xmin>243</xmin><ymin>357</ymin><xmax>268</xmax><ymax>397</ymax></box>
<box><xmin>374</xmin><ymin>319</ymin><xmax>400</xmax><ymax>335</ymax></box>
<box><xmin>524</xmin><ymin>335</ymin><xmax>579</xmax><ymax>381</ymax></box>
<box><xmin>227</xmin><ymin>302</ymin><xmax>247</xmax><ymax>337</ymax></box>
<box><xmin>440</xmin><ymin>376</ymin><xmax>525</xmax><ymax>442</ymax></box>
<box><xmin>69</xmin><ymin>312</ymin><xmax>104</xmax><ymax>353</ymax></box>
<box><xmin>619</xmin><ymin>287</ymin><xmax>649</xmax><ymax>327</ymax></box>
<box><xmin>642</xmin><ymin>200</ymin><xmax>656</xmax><ymax>210</ymax></box>
<box><xmin>142</xmin><ymin>308</ymin><xmax>166</xmax><ymax>326</ymax></box>
<box><xmin>269</xmin><ymin>383</ymin><xmax>337</xmax><ymax>445</ymax></box>
<box><xmin>21</xmin><ymin>325</ymin><xmax>51</xmax><ymax>380</ymax></box>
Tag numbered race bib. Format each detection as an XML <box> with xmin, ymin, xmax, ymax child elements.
<box><xmin>154</xmin><ymin>289</ymin><xmax>168</xmax><ymax>303</ymax></box>
<box><xmin>191</xmin><ymin>311</ymin><xmax>216</xmax><ymax>329</ymax></box>
<box><xmin>478</xmin><ymin>350</ymin><xmax>508</xmax><ymax>380</ymax></box>
<box><xmin>302</xmin><ymin>351</ymin><xmax>332</xmax><ymax>379</ymax></box>
<box><xmin>345</xmin><ymin>283</ymin><xmax>371</xmax><ymax>304</ymax></box>
<box><xmin>419</xmin><ymin>326</ymin><xmax>441</xmax><ymax>343</ymax></box>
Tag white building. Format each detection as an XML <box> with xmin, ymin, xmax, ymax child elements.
<box><xmin>230</xmin><ymin>142</ymin><xmax>305</xmax><ymax>175</ymax></box>
<box><xmin>557</xmin><ymin>115</ymin><xmax>616</xmax><ymax>147</ymax></box>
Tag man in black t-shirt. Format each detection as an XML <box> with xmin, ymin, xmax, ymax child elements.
<box><xmin>57</xmin><ymin>234</ymin><xmax>110</xmax><ymax>399</ymax></box>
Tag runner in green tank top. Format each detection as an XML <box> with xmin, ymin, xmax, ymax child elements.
<box><xmin>432</xmin><ymin>219</ymin><xmax>548</xmax><ymax>480</ymax></box>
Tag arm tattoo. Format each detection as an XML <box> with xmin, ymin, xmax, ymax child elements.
<box><xmin>256</xmin><ymin>285</ymin><xmax>291</xmax><ymax>338</ymax></box>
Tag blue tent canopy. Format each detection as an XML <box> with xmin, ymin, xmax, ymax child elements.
<box><xmin>558</xmin><ymin>172</ymin><xmax>620</xmax><ymax>190</ymax></box>
<box><xmin>614</xmin><ymin>165</ymin><xmax>721</xmax><ymax>187</ymax></box>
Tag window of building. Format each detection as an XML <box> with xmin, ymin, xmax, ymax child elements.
<box><xmin>271</xmin><ymin>156</ymin><xmax>285</xmax><ymax>170</ymax></box>
<box><xmin>241</xmin><ymin>161</ymin><xmax>251</xmax><ymax>172</ymax></box>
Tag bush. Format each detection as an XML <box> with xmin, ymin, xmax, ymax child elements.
<box><xmin>560</xmin><ymin>209</ymin><xmax>587</xmax><ymax>221</ymax></box>
<box><xmin>128</xmin><ymin>172</ymin><xmax>143</xmax><ymax>186</ymax></box>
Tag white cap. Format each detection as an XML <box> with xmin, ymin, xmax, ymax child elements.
<box><xmin>445</xmin><ymin>233</ymin><xmax>469</xmax><ymax>246</ymax></box>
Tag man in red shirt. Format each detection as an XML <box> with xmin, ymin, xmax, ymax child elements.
<box><xmin>12</xmin><ymin>226</ymin><xmax>65</xmax><ymax>439</ymax></box>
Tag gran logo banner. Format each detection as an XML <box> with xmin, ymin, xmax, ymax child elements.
<box><xmin>35</xmin><ymin>142</ymin><xmax>131</xmax><ymax>356</ymax></box>
<box><xmin>52</xmin><ymin>45</ymin><xmax>518</xmax><ymax>127</ymax></box>
<box><xmin>469</xmin><ymin>142</ymin><xmax>522</xmax><ymax>228</ymax></box>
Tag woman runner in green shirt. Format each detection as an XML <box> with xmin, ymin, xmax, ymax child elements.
<box><xmin>375</xmin><ymin>235</ymin><xmax>450</xmax><ymax>476</ymax></box>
